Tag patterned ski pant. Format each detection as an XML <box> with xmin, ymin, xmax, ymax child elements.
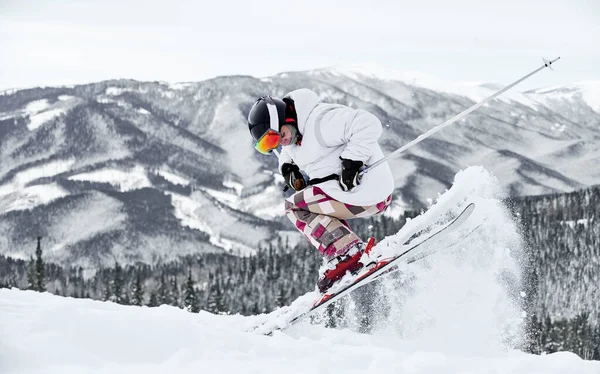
<box><xmin>285</xmin><ymin>186</ymin><xmax>392</xmax><ymax>261</ymax></box>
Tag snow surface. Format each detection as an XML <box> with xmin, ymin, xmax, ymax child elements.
<box><xmin>155</xmin><ymin>169</ymin><xmax>190</xmax><ymax>186</ymax></box>
<box><xmin>1</xmin><ymin>166</ymin><xmax>599</xmax><ymax>373</ymax></box>
<box><xmin>203</xmin><ymin>188</ymin><xmax>240</xmax><ymax>207</ymax></box>
<box><xmin>464</xmin><ymin>149</ymin><xmax>581</xmax><ymax>196</ymax></box>
<box><xmin>239</xmin><ymin>185</ymin><xmax>286</xmax><ymax>219</ymax></box>
<box><xmin>96</xmin><ymin>97</ymin><xmax>116</xmax><ymax>104</ymax></box>
<box><xmin>46</xmin><ymin>193</ymin><xmax>127</xmax><ymax>256</ymax></box>
<box><xmin>1</xmin><ymin>288</ymin><xmax>598</xmax><ymax>374</ymax></box>
<box><xmin>106</xmin><ymin>87</ymin><xmax>126</xmax><ymax>96</ymax></box>
<box><xmin>0</xmin><ymin>93</ymin><xmax>79</xmax><ymax>129</ymax></box>
<box><xmin>20</xmin><ymin>98</ymin><xmax>68</xmax><ymax>130</ymax></box>
<box><xmin>569</xmin><ymin>82</ymin><xmax>599</xmax><ymax>112</ymax></box>
<box><xmin>27</xmin><ymin>108</ymin><xmax>66</xmax><ymax>130</ymax></box>
<box><xmin>168</xmin><ymin>82</ymin><xmax>194</xmax><ymax>90</ymax></box>
<box><xmin>12</xmin><ymin>159</ymin><xmax>75</xmax><ymax>186</ymax></box>
<box><xmin>24</xmin><ymin>98</ymin><xmax>51</xmax><ymax>113</ymax></box>
<box><xmin>202</xmin><ymin>183</ymin><xmax>284</xmax><ymax>220</ymax></box>
<box><xmin>531</xmin><ymin>81</ymin><xmax>600</xmax><ymax>113</ymax></box>
<box><xmin>223</xmin><ymin>179</ymin><xmax>244</xmax><ymax>196</ymax></box>
<box><xmin>0</xmin><ymin>159</ymin><xmax>75</xmax><ymax>213</ymax></box>
<box><xmin>0</xmin><ymin>182</ymin><xmax>68</xmax><ymax>213</ymax></box>
<box><xmin>68</xmin><ymin>166</ymin><xmax>152</xmax><ymax>192</ymax></box>
<box><xmin>168</xmin><ymin>191</ymin><xmax>258</xmax><ymax>256</ymax></box>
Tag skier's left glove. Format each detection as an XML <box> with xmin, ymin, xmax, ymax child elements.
<box><xmin>339</xmin><ymin>158</ymin><xmax>364</xmax><ymax>191</ymax></box>
<box><xmin>281</xmin><ymin>163</ymin><xmax>307</xmax><ymax>191</ymax></box>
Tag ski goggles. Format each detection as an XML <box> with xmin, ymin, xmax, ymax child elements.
<box><xmin>254</xmin><ymin>129</ymin><xmax>281</xmax><ymax>154</ymax></box>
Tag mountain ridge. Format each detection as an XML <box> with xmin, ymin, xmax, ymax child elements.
<box><xmin>1</xmin><ymin>66</ymin><xmax>598</xmax><ymax>268</ymax></box>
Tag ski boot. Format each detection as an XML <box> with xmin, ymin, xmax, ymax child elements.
<box><xmin>316</xmin><ymin>242</ymin><xmax>367</xmax><ymax>294</ymax></box>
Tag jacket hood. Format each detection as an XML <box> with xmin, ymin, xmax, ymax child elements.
<box><xmin>284</xmin><ymin>89</ymin><xmax>320</xmax><ymax>134</ymax></box>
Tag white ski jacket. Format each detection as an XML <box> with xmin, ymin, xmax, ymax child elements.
<box><xmin>279</xmin><ymin>88</ymin><xmax>394</xmax><ymax>206</ymax></box>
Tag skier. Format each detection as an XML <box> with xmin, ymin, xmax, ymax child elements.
<box><xmin>247</xmin><ymin>88</ymin><xmax>394</xmax><ymax>293</ymax></box>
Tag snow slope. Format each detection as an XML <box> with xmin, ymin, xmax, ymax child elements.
<box><xmin>1</xmin><ymin>166</ymin><xmax>599</xmax><ymax>373</ymax></box>
<box><xmin>1</xmin><ymin>289</ymin><xmax>598</xmax><ymax>374</ymax></box>
<box><xmin>68</xmin><ymin>165</ymin><xmax>152</xmax><ymax>192</ymax></box>
<box><xmin>0</xmin><ymin>159</ymin><xmax>75</xmax><ymax>213</ymax></box>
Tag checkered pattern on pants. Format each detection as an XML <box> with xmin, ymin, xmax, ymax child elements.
<box><xmin>285</xmin><ymin>186</ymin><xmax>392</xmax><ymax>261</ymax></box>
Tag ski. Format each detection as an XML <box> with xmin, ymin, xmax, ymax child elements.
<box><xmin>261</xmin><ymin>202</ymin><xmax>476</xmax><ymax>335</ymax></box>
<box><xmin>360</xmin><ymin>215</ymin><xmax>486</xmax><ymax>285</ymax></box>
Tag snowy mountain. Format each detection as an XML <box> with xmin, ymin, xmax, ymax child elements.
<box><xmin>0</xmin><ymin>67</ymin><xmax>599</xmax><ymax>268</ymax></box>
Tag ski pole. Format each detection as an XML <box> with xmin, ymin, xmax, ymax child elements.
<box><xmin>272</xmin><ymin>149</ymin><xmax>291</xmax><ymax>192</ymax></box>
<box><xmin>360</xmin><ymin>57</ymin><xmax>561</xmax><ymax>175</ymax></box>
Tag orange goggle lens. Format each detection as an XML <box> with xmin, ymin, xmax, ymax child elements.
<box><xmin>254</xmin><ymin>130</ymin><xmax>281</xmax><ymax>154</ymax></box>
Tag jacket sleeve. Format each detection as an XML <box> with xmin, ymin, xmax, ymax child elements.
<box><xmin>317</xmin><ymin>106</ymin><xmax>383</xmax><ymax>163</ymax></box>
<box><xmin>278</xmin><ymin>146</ymin><xmax>293</xmax><ymax>174</ymax></box>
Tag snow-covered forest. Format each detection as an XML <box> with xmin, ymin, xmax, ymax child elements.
<box><xmin>511</xmin><ymin>186</ymin><xmax>600</xmax><ymax>358</ymax></box>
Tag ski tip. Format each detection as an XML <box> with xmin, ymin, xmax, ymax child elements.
<box><xmin>461</xmin><ymin>202</ymin><xmax>476</xmax><ymax>217</ymax></box>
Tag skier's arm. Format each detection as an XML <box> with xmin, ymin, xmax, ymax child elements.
<box><xmin>278</xmin><ymin>146</ymin><xmax>293</xmax><ymax>174</ymax></box>
<box><xmin>318</xmin><ymin>107</ymin><xmax>382</xmax><ymax>163</ymax></box>
<box><xmin>339</xmin><ymin>109</ymin><xmax>382</xmax><ymax>163</ymax></box>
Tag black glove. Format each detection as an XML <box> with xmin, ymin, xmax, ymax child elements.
<box><xmin>281</xmin><ymin>163</ymin><xmax>306</xmax><ymax>191</ymax></box>
<box><xmin>339</xmin><ymin>158</ymin><xmax>364</xmax><ymax>191</ymax></box>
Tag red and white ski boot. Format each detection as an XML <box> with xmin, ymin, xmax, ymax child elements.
<box><xmin>316</xmin><ymin>239</ymin><xmax>377</xmax><ymax>294</ymax></box>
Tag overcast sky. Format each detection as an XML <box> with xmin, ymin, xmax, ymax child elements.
<box><xmin>1</xmin><ymin>0</ymin><xmax>598</xmax><ymax>90</ymax></box>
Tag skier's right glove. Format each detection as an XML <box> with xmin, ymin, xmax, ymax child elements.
<box><xmin>339</xmin><ymin>158</ymin><xmax>364</xmax><ymax>191</ymax></box>
<box><xmin>281</xmin><ymin>163</ymin><xmax>306</xmax><ymax>191</ymax></box>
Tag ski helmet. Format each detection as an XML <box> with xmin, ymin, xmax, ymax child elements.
<box><xmin>247</xmin><ymin>95</ymin><xmax>287</xmax><ymax>141</ymax></box>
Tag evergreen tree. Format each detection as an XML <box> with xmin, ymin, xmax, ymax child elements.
<box><xmin>157</xmin><ymin>273</ymin><xmax>172</xmax><ymax>306</ymax></box>
<box><xmin>251</xmin><ymin>301</ymin><xmax>260</xmax><ymax>315</ymax></box>
<box><xmin>131</xmin><ymin>269</ymin><xmax>144</xmax><ymax>306</ymax></box>
<box><xmin>110</xmin><ymin>262</ymin><xmax>125</xmax><ymax>304</ymax></box>
<box><xmin>183</xmin><ymin>270</ymin><xmax>200</xmax><ymax>313</ymax></box>
<box><xmin>148</xmin><ymin>291</ymin><xmax>159</xmax><ymax>307</ymax></box>
<box><xmin>170</xmin><ymin>276</ymin><xmax>180</xmax><ymax>307</ymax></box>
<box><xmin>207</xmin><ymin>276</ymin><xmax>224</xmax><ymax>314</ymax></box>
<box><xmin>102</xmin><ymin>283</ymin><xmax>112</xmax><ymax>302</ymax></box>
<box><xmin>34</xmin><ymin>237</ymin><xmax>46</xmax><ymax>292</ymax></box>
<box><xmin>27</xmin><ymin>256</ymin><xmax>36</xmax><ymax>290</ymax></box>
<box><xmin>275</xmin><ymin>283</ymin><xmax>287</xmax><ymax>307</ymax></box>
